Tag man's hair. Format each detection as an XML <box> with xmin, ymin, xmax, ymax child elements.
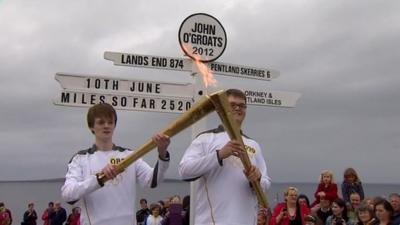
<box><xmin>140</xmin><ymin>198</ymin><xmax>147</xmax><ymax>204</ymax></box>
<box><xmin>226</xmin><ymin>89</ymin><xmax>246</xmax><ymax>103</ymax></box>
<box><xmin>87</xmin><ymin>103</ymin><xmax>117</xmax><ymax>129</ymax></box>
<box><xmin>389</xmin><ymin>193</ymin><xmax>400</xmax><ymax>199</ymax></box>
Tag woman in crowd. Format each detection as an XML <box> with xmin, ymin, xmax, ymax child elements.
<box><xmin>298</xmin><ymin>194</ymin><xmax>311</xmax><ymax>209</ymax></box>
<box><xmin>356</xmin><ymin>203</ymin><xmax>376</xmax><ymax>225</ymax></box>
<box><xmin>270</xmin><ymin>187</ymin><xmax>311</xmax><ymax>225</ymax></box>
<box><xmin>145</xmin><ymin>203</ymin><xmax>163</xmax><ymax>225</ymax></box>
<box><xmin>342</xmin><ymin>168</ymin><xmax>365</xmax><ymax>203</ymax></box>
<box><xmin>161</xmin><ymin>195</ymin><xmax>184</xmax><ymax>225</ymax></box>
<box><xmin>312</xmin><ymin>170</ymin><xmax>339</xmax><ymax>207</ymax></box>
<box><xmin>66</xmin><ymin>207</ymin><xmax>80</xmax><ymax>225</ymax></box>
<box><xmin>374</xmin><ymin>199</ymin><xmax>393</xmax><ymax>225</ymax></box>
<box><xmin>326</xmin><ymin>198</ymin><xmax>352</xmax><ymax>225</ymax></box>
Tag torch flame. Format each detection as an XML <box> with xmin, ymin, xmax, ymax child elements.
<box><xmin>183</xmin><ymin>44</ymin><xmax>217</xmax><ymax>88</ymax></box>
<box><xmin>193</xmin><ymin>57</ymin><xmax>217</xmax><ymax>88</ymax></box>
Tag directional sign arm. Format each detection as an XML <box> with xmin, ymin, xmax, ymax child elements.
<box><xmin>104</xmin><ymin>51</ymin><xmax>193</xmax><ymax>72</ymax></box>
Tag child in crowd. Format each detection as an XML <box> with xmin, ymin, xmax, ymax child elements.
<box><xmin>145</xmin><ymin>203</ymin><xmax>163</xmax><ymax>225</ymax></box>
<box><xmin>311</xmin><ymin>170</ymin><xmax>339</xmax><ymax>207</ymax></box>
<box><xmin>341</xmin><ymin>168</ymin><xmax>365</xmax><ymax>203</ymax></box>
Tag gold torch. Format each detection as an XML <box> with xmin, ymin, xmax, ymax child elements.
<box><xmin>209</xmin><ymin>92</ymin><xmax>269</xmax><ymax>209</ymax></box>
<box><xmin>97</xmin><ymin>91</ymin><xmax>217</xmax><ymax>183</ymax></box>
<box><xmin>97</xmin><ymin>90</ymin><xmax>269</xmax><ymax>209</ymax></box>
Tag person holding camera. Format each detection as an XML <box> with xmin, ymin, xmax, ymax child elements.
<box><xmin>270</xmin><ymin>187</ymin><xmax>311</xmax><ymax>225</ymax></box>
<box><xmin>326</xmin><ymin>198</ymin><xmax>354</xmax><ymax>225</ymax></box>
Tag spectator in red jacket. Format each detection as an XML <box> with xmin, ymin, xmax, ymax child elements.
<box><xmin>41</xmin><ymin>202</ymin><xmax>54</xmax><ymax>225</ymax></box>
<box><xmin>270</xmin><ymin>187</ymin><xmax>311</xmax><ymax>225</ymax></box>
<box><xmin>311</xmin><ymin>170</ymin><xmax>338</xmax><ymax>207</ymax></box>
<box><xmin>66</xmin><ymin>207</ymin><xmax>80</xmax><ymax>225</ymax></box>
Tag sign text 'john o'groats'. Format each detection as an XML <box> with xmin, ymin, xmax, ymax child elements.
<box><xmin>179</xmin><ymin>13</ymin><xmax>227</xmax><ymax>63</ymax></box>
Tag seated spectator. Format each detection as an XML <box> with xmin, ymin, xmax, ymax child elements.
<box><xmin>311</xmin><ymin>170</ymin><xmax>339</xmax><ymax>207</ymax></box>
<box><xmin>341</xmin><ymin>168</ymin><xmax>364</xmax><ymax>203</ymax></box>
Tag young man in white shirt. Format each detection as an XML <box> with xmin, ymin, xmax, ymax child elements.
<box><xmin>179</xmin><ymin>89</ymin><xmax>271</xmax><ymax>225</ymax></box>
<box><xmin>62</xmin><ymin>103</ymin><xmax>170</xmax><ymax>225</ymax></box>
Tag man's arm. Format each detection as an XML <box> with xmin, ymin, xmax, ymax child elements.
<box><xmin>179</xmin><ymin>134</ymin><xmax>223</xmax><ymax>180</ymax></box>
<box><xmin>136</xmin><ymin>133</ymin><xmax>171</xmax><ymax>188</ymax></box>
<box><xmin>61</xmin><ymin>155</ymin><xmax>101</xmax><ymax>203</ymax></box>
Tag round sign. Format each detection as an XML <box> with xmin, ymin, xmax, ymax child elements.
<box><xmin>179</xmin><ymin>13</ymin><xmax>227</xmax><ymax>63</ymax></box>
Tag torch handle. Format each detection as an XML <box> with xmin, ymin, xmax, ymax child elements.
<box><xmin>97</xmin><ymin>91</ymin><xmax>219</xmax><ymax>184</ymax></box>
<box><xmin>210</xmin><ymin>92</ymin><xmax>269</xmax><ymax>209</ymax></box>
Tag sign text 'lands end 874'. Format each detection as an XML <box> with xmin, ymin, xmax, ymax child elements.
<box><xmin>179</xmin><ymin>13</ymin><xmax>227</xmax><ymax>63</ymax></box>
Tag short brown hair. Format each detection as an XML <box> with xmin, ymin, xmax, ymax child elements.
<box><xmin>87</xmin><ymin>103</ymin><xmax>117</xmax><ymax>128</ymax></box>
<box><xmin>226</xmin><ymin>89</ymin><xmax>246</xmax><ymax>103</ymax></box>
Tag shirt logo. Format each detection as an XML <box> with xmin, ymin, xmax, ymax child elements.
<box><xmin>227</xmin><ymin>144</ymin><xmax>256</xmax><ymax>168</ymax></box>
<box><xmin>110</xmin><ymin>157</ymin><xmax>124</xmax><ymax>165</ymax></box>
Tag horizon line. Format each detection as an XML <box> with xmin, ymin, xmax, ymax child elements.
<box><xmin>1</xmin><ymin>178</ymin><xmax>399</xmax><ymax>185</ymax></box>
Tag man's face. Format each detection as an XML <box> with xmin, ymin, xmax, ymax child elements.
<box><xmin>350</xmin><ymin>194</ymin><xmax>361</xmax><ymax>208</ymax></box>
<box><xmin>228</xmin><ymin>95</ymin><xmax>246</xmax><ymax>126</ymax></box>
<box><xmin>390</xmin><ymin>195</ymin><xmax>400</xmax><ymax>212</ymax></box>
<box><xmin>140</xmin><ymin>201</ymin><xmax>147</xmax><ymax>209</ymax></box>
<box><xmin>91</xmin><ymin>117</ymin><xmax>115</xmax><ymax>141</ymax></box>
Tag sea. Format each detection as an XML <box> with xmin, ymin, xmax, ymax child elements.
<box><xmin>1</xmin><ymin>179</ymin><xmax>399</xmax><ymax>224</ymax></box>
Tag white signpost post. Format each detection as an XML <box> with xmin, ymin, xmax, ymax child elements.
<box><xmin>54</xmin><ymin>13</ymin><xmax>301</xmax><ymax>225</ymax></box>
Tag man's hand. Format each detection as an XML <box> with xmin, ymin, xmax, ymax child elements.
<box><xmin>244</xmin><ymin>165</ymin><xmax>262</xmax><ymax>182</ymax></box>
<box><xmin>101</xmin><ymin>164</ymin><xmax>119</xmax><ymax>180</ymax></box>
<box><xmin>152</xmin><ymin>133</ymin><xmax>170</xmax><ymax>160</ymax></box>
<box><xmin>218</xmin><ymin>140</ymin><xmax>245</xmax><ymax>159</ymax></box>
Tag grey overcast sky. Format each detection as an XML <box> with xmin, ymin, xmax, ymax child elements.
<box><xmin>0</xmin><ymin>0</ymin><xmax>399</xmax><ymax>183</ymax></box>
